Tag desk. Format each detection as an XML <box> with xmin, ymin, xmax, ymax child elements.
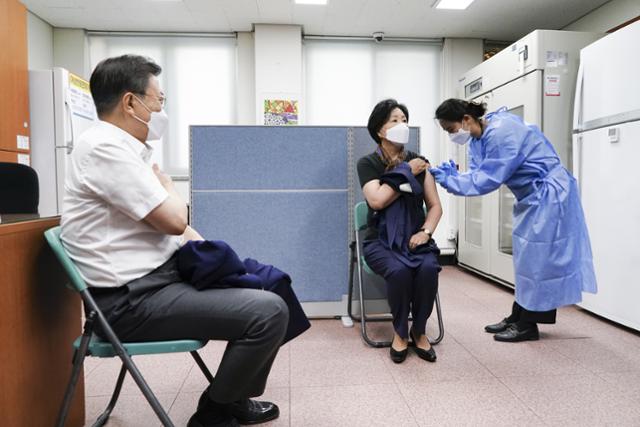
<box><xmin>0</xmin><ymin>217</ymin><xmax>84</xmax><ymax>427</ymax></box>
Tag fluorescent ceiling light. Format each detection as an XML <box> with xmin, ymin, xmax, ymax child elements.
<box><xmin>295</xmin><ymin>0</ymin><xmax>328</xmax><ymax>5</ymax></box>
<box><xmin>433</xmin><ymin>0</ymin><xmax>475</xmax><ymax>10</ymax></box>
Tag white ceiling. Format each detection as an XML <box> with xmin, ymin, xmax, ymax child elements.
<box><xmin>22</xmin><ymin>0</ymin><xmax>610</xmax><ymax>41</ymax></box>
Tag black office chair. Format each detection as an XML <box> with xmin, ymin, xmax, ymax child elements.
<box><xmin>0</xmin><ymin>162</ymin><xmax>39</xmax><ymax>214</ymax></box>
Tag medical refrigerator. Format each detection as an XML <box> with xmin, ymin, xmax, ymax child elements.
<box><xmin>573</xmin><ymin>21</ymin><xmax>640</xmax><ymax>331</ymax></box>
<box><xmin>456</xmin><ymin>30</ymin><xmax>601</xmax><ymax>287</ymax></box>
<box><xmin>29</xmin><ymin>68</ymin><xmax>97</xmax><ymax>217</ymax></box>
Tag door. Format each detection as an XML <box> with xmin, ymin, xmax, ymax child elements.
<box><xmin>576</xmin><ymin>121</ymin><xmax>640</xmax><ymax>331</ymax></box>
<box><xmin>485</xmin><ymin>71</ymin><xmax>542</xmax><ymax>285</ymax></box>
<box><xmin>457</xmin><ymin>92</ymin><xmax>492</xmax><ymax>274</ymax></box>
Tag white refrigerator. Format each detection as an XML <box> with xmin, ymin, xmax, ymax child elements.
<box><xmin>573</xmin><ymin>21</ymin><xmax>640</xmax><ymax>331</ymax></box>
<box><xmin>29</xmin><ymin>68</ymin><xmax>97</xmax><ymax>217</ymax></box>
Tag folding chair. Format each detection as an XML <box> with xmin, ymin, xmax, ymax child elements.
<box><xmin>347</xmin><ymin>201</ymin><xmax>444</xmax><ymax>348</ymax></box>
<box><xmin>44</xmin><ymin>226</ymin><xmax>214</xmax><ymax>427</ymax></box>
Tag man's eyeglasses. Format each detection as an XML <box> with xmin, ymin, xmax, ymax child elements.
<box><xmin>140</xmin><ymin>92</ymin><xmax>166</xmax><ymax>107</ymax></box>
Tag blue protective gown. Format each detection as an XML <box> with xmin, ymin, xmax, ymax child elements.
<box><xmin>436</xmin><ymin>110</ymin><xmax>597</xmax><ymax>311</ymax></box>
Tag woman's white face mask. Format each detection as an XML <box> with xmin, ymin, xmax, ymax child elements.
<box><xmin>385</xmin><ymin>123</ymin><xmax>410</xmax><ymax>145</ymax></box>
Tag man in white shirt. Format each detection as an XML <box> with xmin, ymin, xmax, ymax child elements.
<box><xmin>61</xmin><ymin>55</ymin><xmax>287</xmax><ymax>427</ymax></box>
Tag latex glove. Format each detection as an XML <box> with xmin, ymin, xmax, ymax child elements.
<box><xmin>446</xmin><ymin>159</ymin><xmax>459</xmax><ymax>176</ymax></box>
<box><xmin>429</xmin><ymin>167</ymin><xmax>447</xmax><ymax>185</ymax></box>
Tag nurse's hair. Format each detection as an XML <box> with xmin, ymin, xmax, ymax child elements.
<box><xmin>367</xmin><ymin>99</ymin><xmax>409</xmax><ymax>145</ymax></box>
<box><xmin>435</xmin><ymin>98</ymin><xmax>486</xmax><ymax>122</ymax></box>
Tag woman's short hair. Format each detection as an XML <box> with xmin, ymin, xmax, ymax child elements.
<box><xmin>367</xmin><ymin>99</ymin><xmax>409</xmax><ymax>145</ymax></box>
<box><xmin>435</xmin><ymin>98</ymin><xmax>486</xmax><ymax>122</ymax></box>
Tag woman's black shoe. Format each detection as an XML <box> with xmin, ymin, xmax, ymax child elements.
<box><xmin>410</xmin><ymin>329</ymin><xmax>437</xmax><ymax>362</ymax></box>
<box><xmin>390</xmin><ymin>345</ymin><xmax>408</xmax><ymax>363</ymax></box>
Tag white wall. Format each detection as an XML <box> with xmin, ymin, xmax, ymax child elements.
<box><xmin>563</xmin><ymin>0</ymin><xmax>639</xmax><ymax>32</ymax></box>
<box><xmin>436</xmin><ymin>38</ymin><xmax>484</xmax><ymax>252</ymax></box>
<box><xmin>27</xmin><ymin>11</ymin><xmax>54</xmax><ymax>70</ymax></box>
<box><xmin>254</xmin><ymin>25</ymin><xmax>302</xmax><ymax>125</ymax></box>
<box><xmin>236</xmin><ymin>32</ymin><xmax>256</xmax><ymax>125</ymax></box>
<box><xmin>53</xmin><ymin>28</ymin><xmax>91</xmax><ymax>79</ymax></box>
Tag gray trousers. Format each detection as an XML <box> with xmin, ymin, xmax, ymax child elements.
<box><xmin>91</xmin><ymin>254</ymin><xmax>289</xmax><ymax>403</ymax></box>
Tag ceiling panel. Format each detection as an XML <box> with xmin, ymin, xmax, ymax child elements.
<box><xmin>21</xmin><ymin>0</ymin><xmax>612</xmax><ymax>40</ymax></box>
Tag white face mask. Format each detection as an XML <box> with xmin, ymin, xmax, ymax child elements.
<box><xmin>385</xmin><ymin>123</ymin><xmax>410</xmax><ymax>145</ymax></box>
<box><xmin>132</xmin><ymin>95</ymin><xmax>169</xmax><ymax>141</ymax></box>
<box><xmin>449</xmin><ymin>127</ymin><xmax>471</xmax><ymax>145</ymax></box>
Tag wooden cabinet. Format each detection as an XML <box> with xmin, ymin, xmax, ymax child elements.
<box><xmin>0</xmin><ymin>0</ymin><xmax>30</xmax><ymax>162</ymax></box>
<box><xmin>0</xmin><ymin>218</ymin><xmax>85</xmax><ymax>427</ymax></box>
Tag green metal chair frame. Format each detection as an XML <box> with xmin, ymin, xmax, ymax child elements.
<box><xmin>45</xmin><ymin>226</ymin><xmax>214</xmax><ymax>427</ymax></box>
<box><xmin>347</xmin><ymin>201</ymin><xmax>444</xmax><ymax>348</ymax></box>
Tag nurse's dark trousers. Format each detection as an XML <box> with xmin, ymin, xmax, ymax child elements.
<box><xmin>363</xmin><ymin>240</ymin><xmax>439</xmax><ymax>339</ymax></box>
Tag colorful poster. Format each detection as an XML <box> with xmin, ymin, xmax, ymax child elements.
<box><xmin>264</xmin><ymin>99</ymin><xmax>298</xmax><ymax>126</ymax></box>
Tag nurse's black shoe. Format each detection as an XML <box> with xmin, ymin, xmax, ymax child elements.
<box><xmin>484</xmin><ymin>318</ymin><xmax>513</xmax><ymax>333</ymax></box>
<box><xmin>494</xmin><ymin>324</ymin><xmax>539</xmax><ymax>342</ymax></box>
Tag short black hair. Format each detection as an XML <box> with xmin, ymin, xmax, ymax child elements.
<box><xmin>367</xmin><ymin>99</ymin><xmax>409</xmax><ymax>145</ymax></box>
<box><xmin>89</xmin><ymin>54</ymin><xmax>162</xmax><ymax>116</ymax></box>
<box><xmin>435</xmin><ymin>98</ymin><xmax>486</xmax><ymax>122</ymax></box>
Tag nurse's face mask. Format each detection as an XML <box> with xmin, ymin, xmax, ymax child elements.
<box><xmin>449</xmin><ymin>119</ymin><xmax>472</xmax><ymax>146</ymax></box>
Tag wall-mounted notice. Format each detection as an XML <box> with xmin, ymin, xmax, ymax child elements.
<box><xmin>545</xmin><ymin>75</ymin><xmax>561</xmax><ymax>96</ymax></box>
<box><xmin>17</xmin><ymin>154</ymin><xmax>30</xmax><ymax>166</ymax></box>
<box><xmin>263</xmin><ymin>99</ymin><xmax>298</xmax><ymax>126</ymax></box>
<box><xmin>16</xmin><ymin>135</ymin><xmax>29</xmax><ymax>150</ymax></box>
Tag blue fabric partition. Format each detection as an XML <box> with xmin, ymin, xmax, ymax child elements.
<box><xmin>190</xmin><ymin>125</ymin><xmax>419</xmax><ymax>303</ymax></box>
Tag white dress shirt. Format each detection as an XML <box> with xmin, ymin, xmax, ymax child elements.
<box><xmin>61</xmin><ymin>120</ymin><xmax>182</xmax><ymax>288</ymax></box>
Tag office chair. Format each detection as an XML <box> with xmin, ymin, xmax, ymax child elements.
<box><xmin>0</xmin><ymin>162</ymin><xmax>39</xmax><ymax>213</ymax></box>
<box><xmin>347</xmin><ymin>201</ymin><xmax>444</xmax><ymax>348</ymax></box>
<box><xmin>45</xmin><ymin>226</ymin><xmax>214</xmax><ymax>427</ymax></box>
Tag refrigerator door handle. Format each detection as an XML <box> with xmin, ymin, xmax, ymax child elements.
<box><xmin>64</xmin><ymin>100</ymin><xmax>74</xmax><ymax>154</ymax></box>
<box><xmin>573</xmin><ymin>61</ymin><xmax>584</xmax><ymax>132</ymax></box>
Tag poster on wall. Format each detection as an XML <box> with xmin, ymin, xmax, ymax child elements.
<box><xmin>264</xmin><ymin>99</ymin><xmax>299</xmax><ymax>126</ymax></box>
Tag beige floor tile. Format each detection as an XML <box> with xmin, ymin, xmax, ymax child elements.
<box><xmin>291</xmin><ymin>383</ymin><xmax>418</xmax><ymax>427</ymax></box>
<box><xmin>545</xmin><ymin>337</ymin><xmax>640</xmax><ymax>374</ymax></box>
<box><xmin>290</xmin><ymin>339</ymin><xmax>394</xmax><ymax>387</ymax></box>
<box><xmin>459</xmin><ymin>338</ymin><xmax>583</xmax><ymax>378</ymax></box>
<box><xmin>501</xmin><ymin>373</ymin><xmax>640</xmax><ymax>425</ymax></box>
<box><xmin>85</xmin><ymin>391</ymin><xmax>175</xmax><ymax>427</ymax></box>
<box><xmin>400</xmin><ymin>377</ymin><xmax>540</xmax><ymax>427</ymax></box>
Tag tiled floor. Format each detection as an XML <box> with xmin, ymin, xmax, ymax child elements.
<box><xmin>82</xmin><ymin>266</ymin><xmax>640</xmax><ymax>426</ymax></box>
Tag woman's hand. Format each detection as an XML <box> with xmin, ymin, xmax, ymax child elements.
<box><xmin>409</xmin><ymin>230</ymin><xmax>430</xmax><ymax>251</ymax></box>
<box><xmin>408</xmin><ymin>158</ymin><xmax>428</xmax><ymax>176</ymax></box>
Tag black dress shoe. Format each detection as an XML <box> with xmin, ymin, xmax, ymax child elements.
<box><xmin>409</xmin><ymin>329</ymin><xmax>436</xmax><ymax>362</ymax></box>
<box><xmin>390</xmin><ymin>345</ymin><xmax>408</xmax><ymax>363</ymax></box>
<box><xmin>484</xmin><ymin>318</ymin><xmax>513</xmax><ymax>334</ymax></box>
<box><xmin>494</xmin><ymin>324</ymin><xmax>539</xmax><ymax>342</ymax></box>
<box><xmin>227</xmin><ymin>399</ymin><xmax>280</xmax><ymax>425</ymax></box>
<box><xmin>189</xmin><ymin>391</ymin><xmax>239</xmax><ymax>427</ymax></box>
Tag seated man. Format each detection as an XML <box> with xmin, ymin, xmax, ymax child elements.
<box><xmin>61</xmin><ymin>54</ymin><xmax>295</xmax><ymax>427</ymax></box>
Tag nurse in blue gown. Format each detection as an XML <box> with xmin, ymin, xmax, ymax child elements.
<box><xmin>430</xmin><ymin>98</ymin><xmax>597</xmax><ymax>342</ymax></box>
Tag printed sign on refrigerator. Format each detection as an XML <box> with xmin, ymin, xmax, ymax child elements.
<box><xmin>68</xmin><ymin>72</ymin><xmax>96</xmax><ymax>120</ymax></box>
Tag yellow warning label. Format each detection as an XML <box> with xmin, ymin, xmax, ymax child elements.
<box><xmin>69</xmin><ymin>72</ymin><xmax>90</xmax><ymax>94</ymax></box>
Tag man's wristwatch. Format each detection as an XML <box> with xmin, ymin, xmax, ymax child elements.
<box><xmin>420</xmin><ymin>228</ymin><xmax>432</xmax><ymax>238</ymax></box>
